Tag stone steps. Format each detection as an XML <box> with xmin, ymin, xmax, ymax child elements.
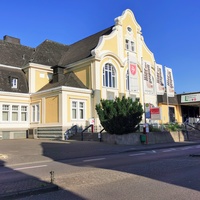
<box><xmin>37</xmin><ymin>127</ymin><xmax>62</xmax><ymax>139</ymax></box>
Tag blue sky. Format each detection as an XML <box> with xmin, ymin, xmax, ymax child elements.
<box><xmin>1</xmin><ymin>0</ymin><xmax>199</xmax><ymax>94</ymax></box>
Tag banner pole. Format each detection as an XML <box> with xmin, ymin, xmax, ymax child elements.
<box><xmin>141</xmin><ymin>57</ymin><xmax>146</xmax><ymax>124</ymax></box>
<box><xmin>165</xmin><ymin>66</ymin><xmax>169</xmax><ymax>123</ymax></box>
<box><xmin>127</xmin><ymin>52</ymin><xmax>130</xmax><ymax>96</ymax></box>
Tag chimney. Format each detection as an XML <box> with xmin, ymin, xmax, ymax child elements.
<box><xmin>51</xmin><ymin>65</ymin><xmax>65</xmax><ymax>83</ymax></box>
<box><xmin>3</xmin><ymin>35</ymin><xmax>20</xmax><ymax>45</ymax></box>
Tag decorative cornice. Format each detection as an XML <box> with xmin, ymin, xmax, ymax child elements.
<box><xmin>0</xmin><ymin>64</ymin><xmax>21</xmax><ymax>70</ymax></box>
<box><xmin>22</xmin><ymin>62</ymin><xmax>53</xmax><ymax>71</ymax></box>
<box><xmin>0</xmin><ymin>91</ymin><xmax>30</xmax><ymax>97</ymax></box>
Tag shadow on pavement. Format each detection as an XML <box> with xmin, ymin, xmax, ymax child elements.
<box><xmin>0</xmin><ymin>158</ymin><xmax>85</xmax><ymax>200</ymax></box>
<box><xmin>40</xmin><ymin>140</ymin><xmax>200</xmax><ymax>193</ymax></box>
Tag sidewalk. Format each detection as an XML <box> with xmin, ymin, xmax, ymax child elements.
<box><xmin>0</xmin><ymin>179</ymin><xmax>58</xmax><ymax>200</ymax></box>
<box><xmin>1</xmin><ymin>139</ymin><xmax>200</xmax><ymax>199</ymax></box>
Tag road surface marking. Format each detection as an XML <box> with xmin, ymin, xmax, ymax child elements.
<box><xmin>129</xmin><ymin>153</ymin><xmax>146</xmax><ymax>157</ymax></box>
<box><xmin>83</xmin><ymin>158</ymin><xmax>106</xmax><ymax>162</ymax></box>
<box><xmin>162</xmin><ymin>148</ymin><xmax>176</xmax><ymax>153</ymax></box>
<box><xmin>6</xmin><ymin>160</ymin><xmax>52</xmax><ymax>167</ymax></box>
<box><xmin>181</xmin><ymin>147</ymin><xmax>193</xmax><ymax>150</ymax></box>
<box><xmin>141</xmin><ymin>150</ymin><xmax>156</xmax><ymax>154</ymax></box>
<box><xmin>14</xmin><ymin>165</ymin><xmax>47</xmax><ymax>171</ymax></box>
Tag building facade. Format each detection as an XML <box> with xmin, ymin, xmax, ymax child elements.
<box><xmin>0</xmin><ymin>9</ymin><xmax>199</xmax><ymax>139</ymax></box>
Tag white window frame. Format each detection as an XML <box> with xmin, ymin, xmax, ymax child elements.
<box><xmin>71</xmin><ymin>100</ymin><xmax>86</xmax><ymax>120</ymax></box>
<box><xmin>1</xmin><ymin>104</ymin><xmax>29</xmax><ymax>122</ymax></box>
<box><xmin>32</xmin><ymin>104</ymin><xmax>40</xmax><ymax>123</ymax></box>
<box><xmin>21</xmin><ymin>106</ymin><xmax>28</xmax><ymax>121</ymax></box>
<box><xmin>12</xmin><ymin>105</ymin><xmax>19</xmax><ymax>121</ymax></box>
<box><xmin>130</xmin><ymin>41</ymin><xmax>135</xmax><ymax>52</ymax></box>
<box><xmin>2</xmin><ymin>104</ymin><xmax>10</xmax><ymax>121</ymax></box>
<box><xmin>125</xmin><ymin>39</ymin><xmax>135</xmax><ymax>52</ymax></box>
<box><xmin>125</xmin><ymin>39</ymin><xmax>129</xmax><ymax>50</ymax></box>
<box><xmin>103</xmin><ymin>63</ymin><xmax>117</xmax><ymax>88</ymax></box>
<box><xmin>11</xmin><ymin>78</ymin><xmax>18</xmax><ymax>88</ymax></box>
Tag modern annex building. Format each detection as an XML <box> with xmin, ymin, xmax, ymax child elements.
<box><xmin>0</xmin><ymin>9</ymin><xmax>199</xmax><ymax>139</ymax></box>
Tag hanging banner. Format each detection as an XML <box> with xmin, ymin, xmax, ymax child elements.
<box><xmin>143</xmin><ymin>61</ymin><xmax>153</xmax><ymax>94</ymax></box>
<box><xmin>129</xmin><ymin>52</ymin><xmax>139</xmax><ymax>92</ymax></box>
<box><xmin>145</xmin><ymin>103</ymin><xmax>151</xmax><ymax>119</ymax></box>
<box><xmin>165</xmin><ymin>67</ymin><xmax>175</xmax><ymax>97</ymax></box>
<box><xmin>156</xmin><ymin>64</ymin><xmax>165</xmax><ymax>95</ymax></box>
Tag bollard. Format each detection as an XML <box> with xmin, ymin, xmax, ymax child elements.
<box><xmin>50</xmin><ymin>171</ymin><xmax>55</xmax><ymax>183</ymax></box>
<box><xmin>98</xmin><ymin>132</ymin><xmax>102</xmax><ymax>142</ymax></box>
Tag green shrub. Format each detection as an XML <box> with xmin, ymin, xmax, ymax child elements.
<box><xmin>149</xmin><ymin>124</ymin><xmax>162</xmax><ymax>132</ymax></box>
<box><xmin>95</xmin><ymin>96</ymin><xmax>143</xmax><ymax>135</ymax></box>
<box><xmin>164</xmin><ymin>122</ymin><xmax>181</xmax><ymax>131</ymax></box>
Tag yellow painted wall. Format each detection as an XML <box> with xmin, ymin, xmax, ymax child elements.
<box><xmin>142</xmin><ymin>45</ymin><xmax>154</xmax><ymax>63</ymax></box>
<box><xmin>121</xmin><ymin>14</ymin><xmax>138</xmax><ymax>58</ymax></box>
<box><xmin>175</xmin><ymin>105</ymin><xmax>182</xmax><ymax>123</ymax></box>
<box><xmin>122</xmin><ymin>14</ymin><xmax>138</xmax><ymax>37</ymax></box>
<box><xmin>159</xmin><ymin>104</ymin><xmax>182</xmax><ymax>124</ymax></box>
<box><xmin>35</xmin><ymin>70</ymin><xmax>50</xmax><ymax>92</ymax></box>
<box><xmin>74</xmin><ymin>66</ymin><xmax>90</xmax><ymax>88</ymax></box>
<box><xmin>100</xmin><ymin>34</ymin><xmax>118</xmax><ymax>55</ymax></box>
<box><xmin>45</xmin><ymin>96</ymin><xmax>59</xmax><ymax>123</ymax></box>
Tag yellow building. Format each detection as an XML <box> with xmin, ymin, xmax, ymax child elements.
<box><xmin>2</xmin><ymin>9</ymin><xmax>198</xmax><ymax>140</ymax></box>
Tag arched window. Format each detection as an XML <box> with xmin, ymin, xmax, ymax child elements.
<box><xmin>103</xmin><ymin>63</ymin><xmax>117</xmax><ymax>88</ymax></box>
<box><xmin>126</xmin><ymin>69</ymin><xmax>130</xmax><ymax>90</ymax></box>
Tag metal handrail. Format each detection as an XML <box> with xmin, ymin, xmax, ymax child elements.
<box><xmin>185</xmin><ymin>123</ymin><xmax>200</xmax><ymax>131</ymax></box>
<box><xmin>65</xmin><ymin>125</ymin><xmax>77</xmax><ymax>140</ymax></box>
<box><xmin>81</xmin><ymin>124</ymin><xmax>93</xmax><ymax>141</ymax></box>
<box><xmin>184</xmin><ymin>119</ymin><xmax>200</xmax><ymax>141</ymax></box>
<box><xmin>100</xmin><ymin>128</ymin><xmax>105</xmax><ymax>134</ymax></box>
<box><xmin>98</xmin><ymin>128</ymin><xmax>105</xmax><ymax>142</ymax></box>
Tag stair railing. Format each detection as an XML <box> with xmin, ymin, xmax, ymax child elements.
<box><xmin>184</xmin><ymin>119</ymin><xmax>200</xmax><ymax>141</ymax></box>
<box><xmin>81</xmin><ymin>124</ymin><xmax>93</xmax><ymax>141</ymax></box>
<box><xmin>64</xmin><ymin>125</ymin><xmax>77</xmax><ymax>140</ymax></box>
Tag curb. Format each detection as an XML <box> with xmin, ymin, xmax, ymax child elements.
<box><xmin>0</xmin><ymin>183</ymin><xmax>59</xmax><ymax>199</ymax></box>
<box><xmin>120</xmin><ymin>141</ymin><xmax>200</xmax><ymax>153</ymax></box>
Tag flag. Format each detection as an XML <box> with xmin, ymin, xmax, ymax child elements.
<box><xmin>143</xmin><ymin>61</ymin><xmax>153</xmax><ymax>94</ymax></box>
<box><xmin>165</xmin><ymin>67</ymin><xmax>175</xmax><ymax>97</ymax></box>
<box><xmin>128</xmin><ymin>52</ymin><xmax>139</xmax><ymax>92</ymax></box>
<box><xmin>156</xmin><ymin>64</ymin><xmax>165</xmax><ymax>95</ymax></box>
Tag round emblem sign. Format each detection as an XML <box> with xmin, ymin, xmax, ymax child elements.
<box><xmin>130</xmin><ymin>64</ymin><xmax>136</xmax><ymax>75</ymax></box>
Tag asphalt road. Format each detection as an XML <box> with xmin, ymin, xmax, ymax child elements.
<box><xmin>1</xmin><ymin>140</ymin><xmax>200</xmax><ymax>199</ymax></box>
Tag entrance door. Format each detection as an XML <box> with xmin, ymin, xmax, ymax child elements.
<box><xmin>169</xmin><ymin>107</ymin><xmax>175</xmax><ymax>122</ymax></box>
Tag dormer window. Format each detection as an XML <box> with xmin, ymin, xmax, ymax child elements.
<box><xmin>11</xmin><ymin>78</ymin><xmax>18</xmax><ymax>88</ymax></box>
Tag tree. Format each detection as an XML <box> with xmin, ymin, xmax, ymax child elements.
<box><xmin>95</xmin><ymin>96</ymin><xmax>143</xmax><ymax>135</ymax></box>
